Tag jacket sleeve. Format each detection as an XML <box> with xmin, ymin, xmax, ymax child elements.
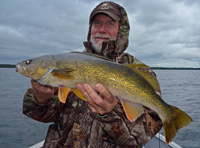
<box><xmin>99</xmin><ymin>53</ymin><xmax>163</xmax><ymax>146</ymax></box>
<box><xmin>99</xmin><ymin>99</ymin><xmax>162</xmax><ymax>146</ymax></box>
<box><xmin>23</xmin><ymin>88</ymin><xmax>61</xmax><ymax>123</ymax></box>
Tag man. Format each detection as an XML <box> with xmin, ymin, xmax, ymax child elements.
<box><xmin>23</xmin><ymin>1</ymin><xmax>162</xmax><ymax>148</ymax></box>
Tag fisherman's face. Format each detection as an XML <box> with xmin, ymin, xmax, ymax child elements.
<box><xmin>90</xmin><ymin>14</ymin><xmax>119</xmax><ymax>54</ymax></box>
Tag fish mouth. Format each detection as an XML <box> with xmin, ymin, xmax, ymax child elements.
<box><xmin>16</xmin><ymin>63</ymin><xmax>25</xmax><ymax>74</ymax></box>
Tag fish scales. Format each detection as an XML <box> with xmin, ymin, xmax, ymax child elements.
<box><xmin>16</xmin><ymin>53</ymin><xmax>179</xmax><ymax>118</ymax></box>
<box><xmin>61</xmin><ymin>55</ymin><xmax>171</xmax><ymax>118</ymax></box>
<box><xmin>16</xmin><ymin>52</ymin><xmax>193</xmax><ymax>145</ymax></box>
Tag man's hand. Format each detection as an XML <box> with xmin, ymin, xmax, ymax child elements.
<box><xmin>31</xmin><ymin>79</ymin><xmax>57</xmax><ymax>103</ymax></box>
<box><xmin>76</xmin><ymin>83</ymin><xmax>117</xmax><ymax>115</ymax></box>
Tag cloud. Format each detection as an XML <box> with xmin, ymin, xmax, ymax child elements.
<box><xmin>0</xmin><ymin>0</ymin><xmax>200</xmax><ymax>67</ymax></box>
<box><xmin>125</xmin><ymin>0</ymin><xmax>200</xmax><ymax>67</ymax></box>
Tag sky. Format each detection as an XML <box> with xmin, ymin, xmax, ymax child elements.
<box><xmin>0</xmin><ymin>0</ymin><xmax>200</xmax><ymax>67</ymax></box>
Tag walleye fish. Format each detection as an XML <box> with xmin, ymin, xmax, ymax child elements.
<box><xmin>16</xmin><ymin>52</ymin><xmax>193</xmax><ymax>144</ymax></box>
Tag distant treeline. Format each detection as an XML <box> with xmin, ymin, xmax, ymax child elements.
<box><xmin>150</xmin><ymin>67</ymin><xmax>200</xmax><ymax>70</ymax></box>
<box><xmin>0</xmin><ymin>64</ymin><xmax>15</xmax><ymax>68</ymax></box>
<box><xmin>0</xmin><ymin>64</ymin><xmax>199</xmax><ymax>70</ymax></box>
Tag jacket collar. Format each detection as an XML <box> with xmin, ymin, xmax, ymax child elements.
<box><xmin>83</xmin><ymin>40</ymin><xmax>122</xmax><ymax>61</ymax></box>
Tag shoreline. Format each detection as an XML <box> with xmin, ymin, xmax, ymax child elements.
<box><xmin>0</xmin><ymin>64</ymin><xmax>199</xmax><ymax>70</ymax></box>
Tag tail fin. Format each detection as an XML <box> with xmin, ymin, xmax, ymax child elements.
<box><xmin>163</xmin><ymin>105</ymin><xmax>193</xmax><ymax>145</ymax></box>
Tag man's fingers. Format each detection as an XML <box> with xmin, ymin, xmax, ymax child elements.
<box><xmin>77</xmin><ymin>83</ymin><xmax>117</xmax><ymax>115</ymax></box>
<box><xmin>95</xmin><ymin>84</ymin><xmax>115</xmax><ymax>103</ymax></box>
<box><xmin>77</xmin><ymin>84</ymin><xmax>104</xmax><ymax>109</ymax></box>
<box><xmin>30</xmin><ymin>79</ymin><xmax>56</xmax><ymax>103</ymax></box>
<box><xmin>31</xmin><ymin>79</ymin><xmax>55</xmax><ymax>93</ymax></box>
<box><xmin>76</xmin><ymin>84</ymin><xmax>91</xmax><ymax>99</ymax></box>
<box><xmin>83</xmin><ymin>84</ymin><xmax>106</xmax><ymax>107</ymax></box>
<box><xmin>82</xmin><ymin>84</ymin><xmax>114</xmax><ymax>114</ymax></box>
<box><xmin>88</xmin><ymin>104</ymin><xmax>98</xmax><ymax>114</ymax></box>
<box><xmin>31</xmin><ymin>79</ymin><xmax>38</xmax><ymax>86</ymax></box>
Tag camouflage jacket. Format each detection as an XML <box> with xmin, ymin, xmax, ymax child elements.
<box><xmin>23</xmin><ymin>51</ymin><xmax>162</xmax><ymax>148</ymax></box>
<box><xmin>23</xmin><ymin>2</ymin><xmax>162</xmax><ymax>148</ymax></box>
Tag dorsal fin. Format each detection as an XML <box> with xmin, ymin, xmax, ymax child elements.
<box><xmin>71</xmin><ymin>51</ymin><xmax>114</xmax><ymax>62</ymax></box>
<box><xmin>125</xmin><ymin>63</ymin><xmax>161</xmax><ymax>93</ymax></box>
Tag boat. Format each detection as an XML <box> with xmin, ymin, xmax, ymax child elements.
<box><xmin>144</xmin><ymin>133</ymin><xmax>182</xmax><ymax>148</ymax></box>
<box><xmin>29</xmin><ymin>133</ymin><xmax>182</xmax><ymax>148</ymax></box>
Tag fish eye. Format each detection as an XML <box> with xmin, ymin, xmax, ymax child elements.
<box><xmin>25</xmin><ymin>59</ymin><xmax>32</xmax><ymax>65</ymax></box>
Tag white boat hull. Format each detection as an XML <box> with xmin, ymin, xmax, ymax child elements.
<box><xmin>29</xmin><ymin>133</ymin><xmax>182</xmax><ymax>148</ymax></box>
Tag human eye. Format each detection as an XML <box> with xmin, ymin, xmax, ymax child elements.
<box><xmin>93</xmin><ymin>21</ymin><xmax>101</xmax><ymax>25</ymax></box>
<box><xmin>108</xmin><ymin>21</ymin><xmax>116</xmax><ymax>27</ymax></box>
<box><xmin>109</xmin><ymin>22</ymin><xmax>114</xmax><ymax>25</ymax></box>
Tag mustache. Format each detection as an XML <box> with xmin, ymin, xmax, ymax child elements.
<box><xmin>94</xmin><ymin>33</ymin><xmax>111</xmax><ymax>39</ymax></box>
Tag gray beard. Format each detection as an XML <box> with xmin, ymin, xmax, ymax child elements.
<box><xmin>90</xmin><ymin>34</ymin><xmax>117</xmax><ymax>54</ymax></box>
<box><xmin>90</xmin><ymin>36</ymin><xmax>102</xmax><ymax>54</ymax></box>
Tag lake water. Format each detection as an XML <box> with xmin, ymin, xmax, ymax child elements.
<box><xmin>0</xmin><ymin>68</ymin><xmax>199</xmax><ymax>148</ymax></box>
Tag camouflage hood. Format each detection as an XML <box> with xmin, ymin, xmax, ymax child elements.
<box><xmin>83</xmin><ymin>1</ymin><xmax>130</xmax><ymax>60</ymax></box>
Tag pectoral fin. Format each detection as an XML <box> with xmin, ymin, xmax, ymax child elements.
<box><xmin>120</xmin><ymin>99</ymin><xmax>144</xmax><ymax>122</ymax></box>
<box><xmin>71</xmin><ymin>88</ymin><xmax>87</xmax><ymax>101</ymax></box>
<box><xmin>58</xmin><ymin>87</ymin><xmax>71</xmax><ymax>103</ymax></box>
<box><xmin>52</xmin><ymin>68</ymin><xmax>74</xmax><ymax>79</ymax></box>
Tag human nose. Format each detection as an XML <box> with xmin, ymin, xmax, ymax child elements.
<box><xmin>98</xmin><ymin>23</ymin><xmax>107</xmax><ymax>33</ymax></box>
